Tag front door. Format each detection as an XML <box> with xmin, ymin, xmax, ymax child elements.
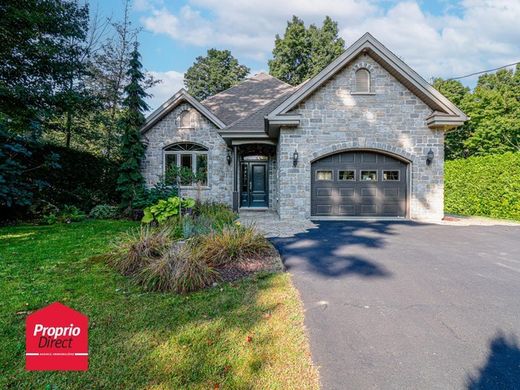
<box><xmin>240</xmin><ymin>162</ymin><xmax>268</xmax><ymax>207</ymax></box>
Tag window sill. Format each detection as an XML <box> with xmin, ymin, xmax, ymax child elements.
<box><xmin>179</xmin><ymin>186</ymin><xmax>210</xmax><ymax>190</ymax></box>
<box><xmin>351</xmin><ymin>92</ymin><xmax>376</xmax><ymax>95</ymax></box>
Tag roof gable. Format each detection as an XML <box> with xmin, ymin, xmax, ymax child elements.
<box><xmin>267</xmin><ymin>33</ymin><xmax>467</xmax><ymax>129</ymax></box>
<box><xmin>141</xmin><ymin>89</ymin><xmax>226</xmax><ymax>133</ymax></box>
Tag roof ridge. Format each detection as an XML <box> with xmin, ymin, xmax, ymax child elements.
<box><xmin>224</xmin><ymin>87</ymin><xmax>297</xmax><ymax>129</ymax></box>
<box><xmin>202</xmin><ymin>72</ymin><xmax>291</xmax><ymax>104</ymax></box>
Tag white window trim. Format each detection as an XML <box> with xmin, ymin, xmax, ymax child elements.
<box><xmin>163</xmin><ymin>150</ymin><xmax>209</xmax><ymax>188</ymax></box>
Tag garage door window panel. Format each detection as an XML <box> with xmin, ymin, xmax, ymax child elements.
<box><xmin>361</xmin><ymin>170</ymin><xmax>378</xmax><ymax>181</ymax></box>
<box><xmin>316</xmin><ymin>170</ymin><xmax>333</xmax><ymax>181</ymax></box>
<box><xmin>383</xmin><ymin>170</ymin><xmax>400</xmax><ymax>181</ymax></box>
<box><xmin>338</xmin><ymin>170</ymin><xmax>355</xmax><ymax>181</ymax></box>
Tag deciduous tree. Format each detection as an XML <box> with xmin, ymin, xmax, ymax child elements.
<box><xmin>184</xmin><ymin>49</ymin><xmax>250</xmax><ymax>100</ymax></box>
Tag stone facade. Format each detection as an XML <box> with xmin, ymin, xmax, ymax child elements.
<box><xmin>276</xmin><ymin>54</ymin><xmax>445</xmax><ymax>221</ymax></box>
<box><xmin>141</xmin><ymin>102</ymin><xmax>233</xmax><ymax>206</ymax></box>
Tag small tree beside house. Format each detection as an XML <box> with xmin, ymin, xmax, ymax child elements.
<box><xmin>117</xmin><ymin>42</ymin><xmax>149</xmax><ymax>212</ymax></box>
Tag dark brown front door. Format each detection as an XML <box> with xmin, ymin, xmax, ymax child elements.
<box><xmin>240</xmin><ymin>162</ymin><xmax>268</xmax><ymax>207</ymax></box>
<box><xmin>311</xmin><ymin>151</ymin><xmax>408</xmax><ymax>217</ymax></box>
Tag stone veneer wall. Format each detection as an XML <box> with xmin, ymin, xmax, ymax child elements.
<box><xmin>141</xmin><ymin>102</ymin><xmax>233</xmax><ymax>206</ymax></box>
<box><xmin>277</xmin><ymin>54</ymin><xmax>445</xmax><ymax>221</ymax></box>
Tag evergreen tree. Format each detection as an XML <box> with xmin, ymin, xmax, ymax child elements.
<box><xmin>117</xmin><ymin>42</ymin><xmax>149</xmax><ymax>210</ymax></box>
<box><xmin>269</xmin><ymin>16</ymin><xmax>345</xmax><ymax>85</ymax></box>
<box><xmin>0</xmin><ymin>0</ymin><xmax>90</xmax><ymax>137</ymax></box>
<box><xmin>184</xmin><ymin>49</ymin><xmax>250</xmax><ymax>100</ymax></box>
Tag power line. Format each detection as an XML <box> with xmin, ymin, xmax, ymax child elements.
<box><xmin>447</xmin><ymin>61</ymin><xmax>520</xmax><ymax>80</ymax></box>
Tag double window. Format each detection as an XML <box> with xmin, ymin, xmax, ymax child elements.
<box><xmin>164</xmin><ymin>143</ymin><xmax>208</xmax><ymax>186</ymax></box>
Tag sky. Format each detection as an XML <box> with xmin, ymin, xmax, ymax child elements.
<box><xmin>95</xmin><ymin>0</ymin><xmax>520</xmax><ymax>111</ymax></box>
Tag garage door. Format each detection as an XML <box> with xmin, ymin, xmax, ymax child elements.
<box><xmin>311</xmin><ymin>151</ymin><xmax>408</xmax><ymax>217</ymax></box>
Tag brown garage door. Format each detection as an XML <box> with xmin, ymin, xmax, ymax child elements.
<box><xmin>311</xmin><ymin>151</ymin><xmax>408</xmax><ymax>217</ymax></box>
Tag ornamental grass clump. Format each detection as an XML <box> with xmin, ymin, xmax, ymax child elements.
<box><xmin>136</xmin><ymin>243</ymin><xmax>219</xmax><ymax>293</ymax></box>
<box><xmin>196</xmin><ymin>224</ymin><xmax>271</xmax><ymax>267</ymax></box>
<box><xmin>106</xmin><ymin>226</ymin><xmax>173</xmax><ymax>276</ymax></box>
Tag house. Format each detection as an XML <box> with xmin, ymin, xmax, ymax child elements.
<box><xmin>141</xmin><ymin>33</ymin><xmax>467</xmax><ymax>221</ymax></box>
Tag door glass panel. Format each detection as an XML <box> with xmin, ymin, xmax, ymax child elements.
<box><xmin>361</xmin><ymin>170</ymin><xmax>377</xmax><ymax>181</ymax></box>
<box><xmin>339</xmin><ymin>170</ymin><xmax>355</xmax><ymax>181</ymax></box>
<box><xmin>196</xmin><ymin>154</ymin><xmax>208</xmax><ymax>185</ymax></box>
<box><xmin>383</xmin><ymin>170</ymin><xmax>399</xmax><ymax>181</ymax></box>
<box><xmin>252</xmin><ymin>165</ymin><xmax>266</xmax><ymax>192</ymax></box>
<box><xmin>241</xmin><ymin>164</ymin><xmax>248</xmax><ymax>193</ymax></box>
<box><xmin>316</xmin><ymin>170</ymin><xmax>333</xmax><ymax>181</ymax></box>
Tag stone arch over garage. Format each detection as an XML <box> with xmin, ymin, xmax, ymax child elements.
<box><xmin>310</xmin><ymin>143</ymin><xmax>413</xmax><ymax>218</ymax></box>
<box><xmin>310</xmin><ymin>141</ymin><xmax>416</xmax><ymax>164</ymax></box>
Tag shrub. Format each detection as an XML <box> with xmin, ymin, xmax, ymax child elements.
<box><xmin>196</xmin><ymin>224</ymin><xmax>271</xmax><ymax>267</ymax></box>
<box><xmin>193</xmin><ymin>202</ymin><xmax>237</xmax><ymax>229</ymax></box>
<box><xmin>137</xmin><ymin>243</ymin><xmax>219</xmax><ymax>293</ymax></box>
<box><xmin>142</xmin><ymin>196</ymin><xmax>196</xmax><ymax>224</ymax></box>
<box><xmin>89</xmin><ymin>204</ymin><xmax>119</xmax><ymax>220</ymax></box>
<box><xmin>445</xmin><ymin>152</ymin><xmax>520</xmax><ymax>221</ymax></box>
<box><xmin>41</xmin><ymin>205</ymin><xmax>86</xmax><ymax>224</ymax></box>
<box><xmin>106</xmin><ymin>226</ymin><xmax>173</xmax><ymax>276</ymax></box>
<box><xmin>133</xmin><ymin>182</ymin><xmax>178</xmax><ymax>210</ymax></box>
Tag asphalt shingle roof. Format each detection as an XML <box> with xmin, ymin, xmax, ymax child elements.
<box><xmin>201</xmin><ymin>73</ymin><xmax>294</xmax><ymax>128</ymax></box>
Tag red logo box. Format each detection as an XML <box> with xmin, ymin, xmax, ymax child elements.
<box><xmin>26</xmin><ymin>302</ymin><xmax>88</xmax><ymax>371</ymax></box>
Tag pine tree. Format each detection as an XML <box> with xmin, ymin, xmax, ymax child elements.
<box><xmin>117</xmin><ymin>42</ymin><xmax>149</xmax><ymax>210</ymax></box>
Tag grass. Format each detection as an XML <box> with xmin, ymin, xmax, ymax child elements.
<box><xmin>0</xmin><ymin>220</ymin><xmax>319</xmax><ymax>389</ymax></box>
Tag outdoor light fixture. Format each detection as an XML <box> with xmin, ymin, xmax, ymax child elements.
<box><xmin>426</xmin><ymin>149</ymin><xmax>434</xmax><ymax>165</ymax></box>
<box><xmin>293</xmin><ymin>149</ymin><xmax>299</xmax><ymax>167</ymax></box>
<box><xmin>226</xmin><ymin>150</ymin><xmax>232</xmax><ymax>165</ymax></box>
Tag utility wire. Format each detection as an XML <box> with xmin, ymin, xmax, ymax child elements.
<box><xmin>447</xmin><ymin>61</ymin><xmax>520</xmax><ymax>80</ymax></box>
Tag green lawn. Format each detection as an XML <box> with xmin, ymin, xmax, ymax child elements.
<box><xmin>0</xmin><ymin>220</ymin><xmax>319</xmax><ymax>389</ymax></box>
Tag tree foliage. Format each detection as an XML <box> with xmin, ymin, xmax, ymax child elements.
<box><xmin>268</xmin><ymin>16</ymin><xmax>345</xmax><ymax>85</ymax></box>
<box><xmin>0</xmin><ymin>0</ymin><xmax>90</xmax><ymax>136</ymax></box>
<box><xmin>434</xmin><ymin>65</ymin><xmax>520</xmax><ymax>159</ymax></box>
<box><xmin>117</xmin><ymin>43</ymin><xmax>148</xmax><ymax>210</ymax></box>
<box><xmin>184</xmin><ymin>49</ymin><xmax>250</xmax><ymax>100</ymax></box>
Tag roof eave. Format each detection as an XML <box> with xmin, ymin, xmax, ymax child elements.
<box><xmin>141</xmin><ymin>89</ymin><xmax>226</xmax><ymax>133</ymax></box>
<box><xmin>268</xmin><ymin>32</ymin><xmax>468</xmax><ymax>122</ymax></box>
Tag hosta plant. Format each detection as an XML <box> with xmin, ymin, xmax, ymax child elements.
<box><xmin>142</xmin><ymin>196</ymin><xmax>196</xmax><ymax>224</ymax></box>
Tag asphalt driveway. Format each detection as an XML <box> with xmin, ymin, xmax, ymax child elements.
<box><xmin>271</xmin><ymin>221</ymin><xmax>520</xmax><ymax>390</ymax></box>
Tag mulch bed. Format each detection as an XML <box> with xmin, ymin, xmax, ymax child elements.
<box><xmin>216</xmin><ymin>244</ymin><xmax>284</xmax><ymax>283</ymax></box>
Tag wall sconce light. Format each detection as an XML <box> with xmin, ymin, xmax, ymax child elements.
<box><xmin>293</xmin><ymin>149</ymin><xmax>299</xmax><ymax>167</ymax></box>
<box><xmin>426</xmin><ymin>149</ymin><xmax>434</xmax><ymax>165</ymax></box>
<box><xmin>226</xmin><ymin>150</ymin><xmax>232</xmax><ymax>165</ymax></box>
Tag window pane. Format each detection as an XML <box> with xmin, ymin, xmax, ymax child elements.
<box><xmin>383</xmin><ymin>170</ymin><xmax>400</xmax><ymax>181</ymax></box>
<box><xmin>361</xmin><ymin>170</ymin><xmax>377</xmax><ymax>181</ymax></box>
<box><xmin>196</xmin><ymin>154</ymin><xmax>208</xmax><ymax>186</ymax></box>
<box><xmin>164</xmin><ymin>154</ymin><xmax>177</xmax><ymax>185</ymax></box>
<box><xmin>339</xmin><ymin>170</ymin><xmax>355</xmax><ymax>181</ymax></box>
<box><xmin>355</xmin><ymin>69</ymin><xmax>370</xmax><ymax>92</ymax></box>
<box><xmin>180</xmin><ymin>154</ymin><xmax>193</xmax><ymax>185</ymax></box>
<box><xmin>316</xmin><ymin>170</ymin><xmax>333</xmax><ymax>181</ymax></box>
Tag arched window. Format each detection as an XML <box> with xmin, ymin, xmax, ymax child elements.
<box><xmin>178</xmin><ymin>110</ymin><xmax>193</xmax><ymax>128</ymax></box>
<box><xmin>164</xmin><ymin>143</ymin><xmax>208</xmax><ymax>186</ymax></box>
<box><xmin>355</xmin><ymin>68</ymin><xmax>371</xmax><ymax>93</ymax></box>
